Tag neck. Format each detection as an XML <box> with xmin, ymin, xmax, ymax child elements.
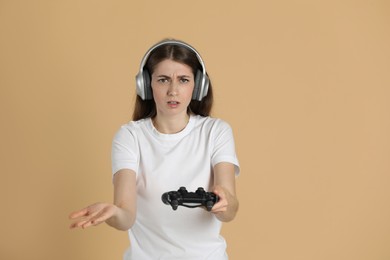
<box><xmin>152</xmin><ymin>114</ymin><xmax>190</xmax><ymax>134</ymax></box>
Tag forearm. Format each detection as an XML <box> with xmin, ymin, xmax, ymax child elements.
<box><xmin>108</xmin><ymin>169</ymin><xmax>137</xmax><ymax>231</ymax></box>
<box><xmin>212</xmin><ymin>162</ymin><xmax>239</xmax><ymax>222</ymax></box>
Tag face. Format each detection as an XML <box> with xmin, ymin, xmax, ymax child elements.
<box><xmin>151</xmin><ymin>59</ymin><xmax>195</xmax><ymax>118</ymax></box>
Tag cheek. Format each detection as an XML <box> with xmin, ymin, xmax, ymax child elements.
<box><xmin>185</xmin><ymin>85</ymin><xmax>195</xmax><ymax>98</ymax></box>
<box><xmin>151</xmin><ymin>88</ymin><xmax>163</xmax><ymax>101</ymax></box>
<box><xmin>151</xmin><ymin>84</ymin><xmax>163</xmax><ymax>95</ymax></box>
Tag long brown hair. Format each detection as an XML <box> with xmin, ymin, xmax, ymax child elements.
<box><xmin>132</xmin><ymin>41</ymin><xmax>213</xmax><ymax>121</ymax></box>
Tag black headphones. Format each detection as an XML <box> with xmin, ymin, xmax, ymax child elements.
<box><xmin>135</xmin><ymin>40</ymin><xmax>210</xmax><ymax>101</ymax></box>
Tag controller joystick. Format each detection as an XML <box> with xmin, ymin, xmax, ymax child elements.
<box><xmin>162</xmin><ymin>187</ymin><xmax>219</xmax><ymax>211</ymax></box>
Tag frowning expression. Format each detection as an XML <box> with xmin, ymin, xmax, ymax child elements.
<box><xmin>151</xmin><ymin>59</ymin><xmax>195</xmax><ymax>117</ymax></box>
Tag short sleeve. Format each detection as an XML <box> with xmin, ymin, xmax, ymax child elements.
<box><xmin>111</xmin><ymin>125</ymin><xmax>139</xmax><ymax>175</ymax></box>
<box><xmin>211</xmin><ymin>120</ymin><xmax>240</xmax><ymax>176</ymax></box>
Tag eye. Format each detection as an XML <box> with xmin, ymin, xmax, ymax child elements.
<box><xmin>157</xmin><ymin>78</ymin><xmax>169</xmax><ymax>84</ymax></box>
<box><xmin>179</xmin><ymin>77</ymin><xmax>190</xmax><ymax>83</ymax></box>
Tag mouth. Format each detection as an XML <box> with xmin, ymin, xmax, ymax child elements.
<box><xmin>167</xmin><ymin>101</ymin><xmax>180</xmax><ymax>108</ymax></box>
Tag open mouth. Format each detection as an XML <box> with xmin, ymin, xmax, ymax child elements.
<box><xmin>168</xmin><ymin>101</ymin><xmax>179</xmax><ymax>105</ymax></box>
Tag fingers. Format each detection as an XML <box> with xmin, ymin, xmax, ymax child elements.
<box><xmin>211</xmin><ymin>188</ymin><xmax>228</xmax><ymax>213</ymax></box>
<box><xmin>69</xmin><ymin>213</ymin><xmax>97</xmax><ymax>229</ymax></box>
<box><xmin>69</xmin><ymin>207</ymin><xmax>89</xmax><ymax>219</ymax></box>
<box><xmin>69</xmin><ymin>218</ymin><xmax>90</xmax><ymax>229</ymax></box>
<box><xmin>69</xmin><ymin>207</ymin><xmax>92</xmax><ymax>229</ymax></box>
<box><xmin>70</xmin><ymin>215</ymin><xmax>102</xmax><ymax>229</ymax></box>
<box><xmin>83</xmin><ymin>206</ymin><xmax>113</xmax><ymax>228</ymax></box>
<box><xmin>69</xmin><ymin>203</ymin><xmax>114</xmax><ymax>229</ymax></box>
<box><xmin>211</xmin><ymin>199</ymin><xmax>228</xmax><ymax>213</ymax></box>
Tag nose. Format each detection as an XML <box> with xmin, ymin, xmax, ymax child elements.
<box><xmin>167</xmin><ymin>81</ymin><xmax>179</xmax><ymax>96</ymax></box>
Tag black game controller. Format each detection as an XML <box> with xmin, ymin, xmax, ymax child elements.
<box><xmin>162</xmin><ymin>187</ymin><xmax>219</xmax><ymax>211</ymax></box>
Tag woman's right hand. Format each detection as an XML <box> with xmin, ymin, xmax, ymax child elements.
<box><xmin>69</xmin><ymin>169</ymin><xmax>137</xmax><ymax>231</ymax></box>
<box><xmin>69</xmin><ymin>202</ymin><xmax>118</xmax><ymax>229</ymax></box>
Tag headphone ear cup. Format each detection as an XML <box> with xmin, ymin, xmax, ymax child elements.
<box><xmin>193</xmin><ymin>70</ymin><xmax>202</xmax><ymax>100</ymax></box>
<box><xmin>135</xmin><ymin>71</ymin><xmax>144</xmax><ymax>100</ymax></box>
<box><xmin>143</xmin><ymin>70</ymin><xmax>152</xmax><ymax>100</ymax></box>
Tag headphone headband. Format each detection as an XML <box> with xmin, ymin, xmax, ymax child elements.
<box><xmin>135</xmin><ymin>40</ymin><xmax>209</xmax><ymax>101</ymax></box>
<box><xmin>139</xmin><ymin>40</ymin><xmax>207</xmax><ymax>78</ymax></box>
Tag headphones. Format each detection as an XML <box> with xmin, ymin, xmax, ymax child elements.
<box><xmin>135</xmin><ymin>40</ymin><xmax>210</xmax><ymax>101</ymax></box>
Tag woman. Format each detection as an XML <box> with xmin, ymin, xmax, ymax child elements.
<box><xmin>69</xmin><ymin>39</ymin><xmax>240</xmax><ymax>259</ymax></box>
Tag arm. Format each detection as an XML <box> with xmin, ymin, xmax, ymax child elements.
<box><xmin>211</xmin><ymin>162</ymin><xmax>239</xmax><ymax>222</ymax></box>
<box><xmin>106</xmin><ymin>169</ymin><xmax>137</xmax><ymax>230</ymax></box>
<box><xmin>69</xmin><ymin>169</ymin><xmax>137</xmax><ymax>231</ymax></box>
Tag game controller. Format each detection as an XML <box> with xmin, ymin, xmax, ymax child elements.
<box><xmin>162</xmin><ymin>187</ymin><xmax>219</xmax><ymax>211</ymax></box>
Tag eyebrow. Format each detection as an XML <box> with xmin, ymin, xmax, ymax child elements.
<box><xmin>156</xmin><ymin>74</ymin><xmax>191</xmax><ymax>78</ymax></box>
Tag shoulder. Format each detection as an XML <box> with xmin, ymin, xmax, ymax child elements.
<box><xmin>192</xmin><ymin>115</ymin><xmax>233</xmax><ymax>137</ymax></box>
<box><xmin>120</xmin><ymin>118</ymin><xmax>150</xmax><ymax>132</ymax></box>
<box><xmin>114</xmin><ymin>118</ymin><xmax>150</xmax><ymax>140</ymax></box>
<box><xmin>193</xmin><ymin>115</ymin><xmax>232</xmax><ymax>130</ymax></box>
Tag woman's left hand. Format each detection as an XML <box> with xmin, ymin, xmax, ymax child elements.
<box><xmin>210</xmin><ymin>185</ymin><xmax>230</xmax><ymax>214</ymax></box>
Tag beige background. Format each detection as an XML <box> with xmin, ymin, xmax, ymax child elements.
<box><xmin>1</xmin><ymin>0</ymin><xmax>389</xmax><ymax>259</ymax></box>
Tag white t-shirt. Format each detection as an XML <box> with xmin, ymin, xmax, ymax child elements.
<box><xmin>112</xmin><ymin>115</ymin><xmax>240</xmax><ymax>260</ymax></box>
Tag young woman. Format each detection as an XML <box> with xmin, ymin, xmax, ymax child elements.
<box><xmin>69</xmin><ymin>39</ymin><xmax>240</xmax><ymax>259</ymax></box>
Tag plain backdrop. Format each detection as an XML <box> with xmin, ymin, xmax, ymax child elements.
<box><xmin>1</xmin><ymin>0</ymin><xmax>389</xmax><ymax>259</ymax></box>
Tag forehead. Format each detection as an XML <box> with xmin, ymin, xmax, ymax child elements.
<box><xmin>152</xmin><ymin>59</ymin><xmax>193</xmax><ymax>75</ymax></box>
